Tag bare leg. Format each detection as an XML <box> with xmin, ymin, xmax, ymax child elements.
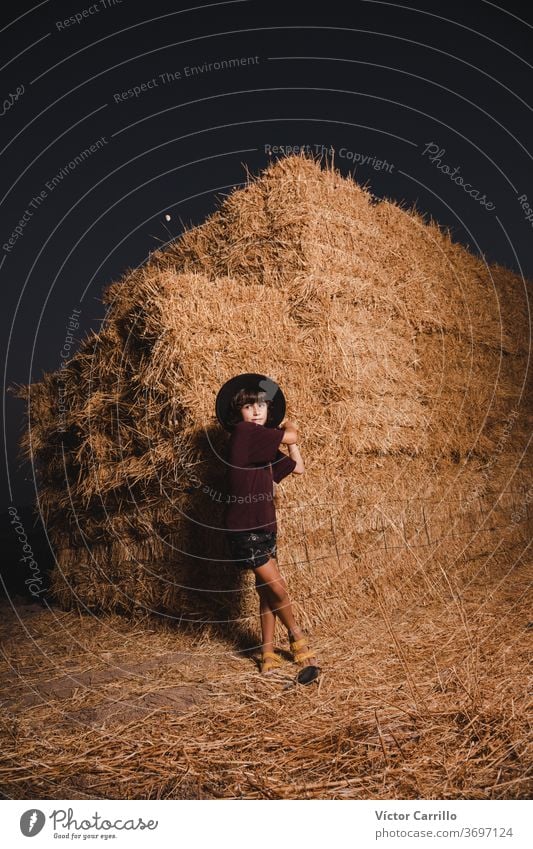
<box><xmin>254</xmin><ymin>575</ymin><xmax>276</xmax><ymax>655</ymax></box>
<box><xmin>253</xmin><ymin>557</ymin><xmax>317</xmax><ymax>666</ymax></box>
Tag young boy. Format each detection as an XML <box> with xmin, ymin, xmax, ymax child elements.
<box><xmin>224</xmin><ymin>387</ymin><xmax>318</xmax><ymax>676</ymax></box>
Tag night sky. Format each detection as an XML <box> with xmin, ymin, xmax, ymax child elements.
<box><xmin>2</xmin><ymin>0</ymin><xmax>532</xmax><ymax>512</ymax></box>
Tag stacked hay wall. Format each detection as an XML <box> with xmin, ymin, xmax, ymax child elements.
<box><xmin>13</xmin><ymin>154</ymin><xmax>533</xmax><ymax>633</ymax></box>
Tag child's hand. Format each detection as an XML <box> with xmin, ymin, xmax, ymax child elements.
<box><xmin>280</xmin><ymin>419</ymin><xmax>299</xmax><ymax>445</ymax></box>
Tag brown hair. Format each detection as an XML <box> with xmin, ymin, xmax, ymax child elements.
<box><xmin>226</xmin><ymin>388</ymin><xmax>275</xmax><ymax>429</ymax></box>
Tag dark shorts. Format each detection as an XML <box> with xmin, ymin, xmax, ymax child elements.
<box><xmin>226</xmin><ymin>529</ymin><xmax>277</xmax><ymax>570</ymax></box>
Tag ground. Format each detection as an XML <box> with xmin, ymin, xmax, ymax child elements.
<box><xmin>1</xmin><ymin>557</ymin><xmax>531</xmax><ymax>800</ymax></box>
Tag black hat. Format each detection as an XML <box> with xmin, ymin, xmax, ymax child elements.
<box><xmin>215</xmin><ymin>373</ymin><xmax>286</xmax><ymax>431</ymax></box>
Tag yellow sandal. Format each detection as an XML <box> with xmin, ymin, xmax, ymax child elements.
<box><xmin>261</xmin><ymin>651</ymin><xmax>284</xmax><ymax>675</ymax></box>
<box><xmin>289</xmin><ymin>636</ymin><xmax>318</xmax><ymax>666</ymax></box>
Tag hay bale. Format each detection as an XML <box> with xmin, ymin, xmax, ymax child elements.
<box><xmin>10</xmin><ymin>153</ymin><xmax>533</xmax><ymax>629</ymax></box>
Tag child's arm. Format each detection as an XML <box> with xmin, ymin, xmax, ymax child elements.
<box><xmin>287</xmin><ymin>442</ymin><xmax>305</xmax><ymax>474</ymax></box>
<box><xmin>279</xmin><ymin>419</ymin><xmax>299</xmax><ymax>445</ymax></box>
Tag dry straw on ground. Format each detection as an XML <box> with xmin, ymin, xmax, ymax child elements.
<box><xmin>1</xmin><ymin>557</ymin><xmax>531</xmax><ymax>799</ymax></box>
<box><xmin>5</xmin><ymin>153</ymin><xmax>532</xmax><ymax>799</ymax></box>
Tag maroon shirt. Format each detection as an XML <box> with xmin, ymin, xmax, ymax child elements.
<box><xmin>224</xmin><ymin>421</ymin><xmax>297</xmax><ymax>533</ymax></box>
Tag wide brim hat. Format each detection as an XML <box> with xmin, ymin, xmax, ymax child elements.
<box><xmin>215</xmin><ymin>373</ymin><xmax>286</xmax><ymax>431</ymax></box>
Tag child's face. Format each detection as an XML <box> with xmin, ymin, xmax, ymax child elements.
<box><xmin>240</xmin><ymin>399</ymin><xmax>268</xmax><ymax>425</ymax></box>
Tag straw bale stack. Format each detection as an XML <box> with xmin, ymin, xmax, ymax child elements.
<box><xmin>12</xmin><ymin>153</ymin><xmax>533</xmax><ymax>632</ymax></box>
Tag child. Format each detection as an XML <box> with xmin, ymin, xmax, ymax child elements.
<box><xmin>224</xmin><ymin>386</ymin><xmax>318</xmax><ymax>677</ymax></box>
